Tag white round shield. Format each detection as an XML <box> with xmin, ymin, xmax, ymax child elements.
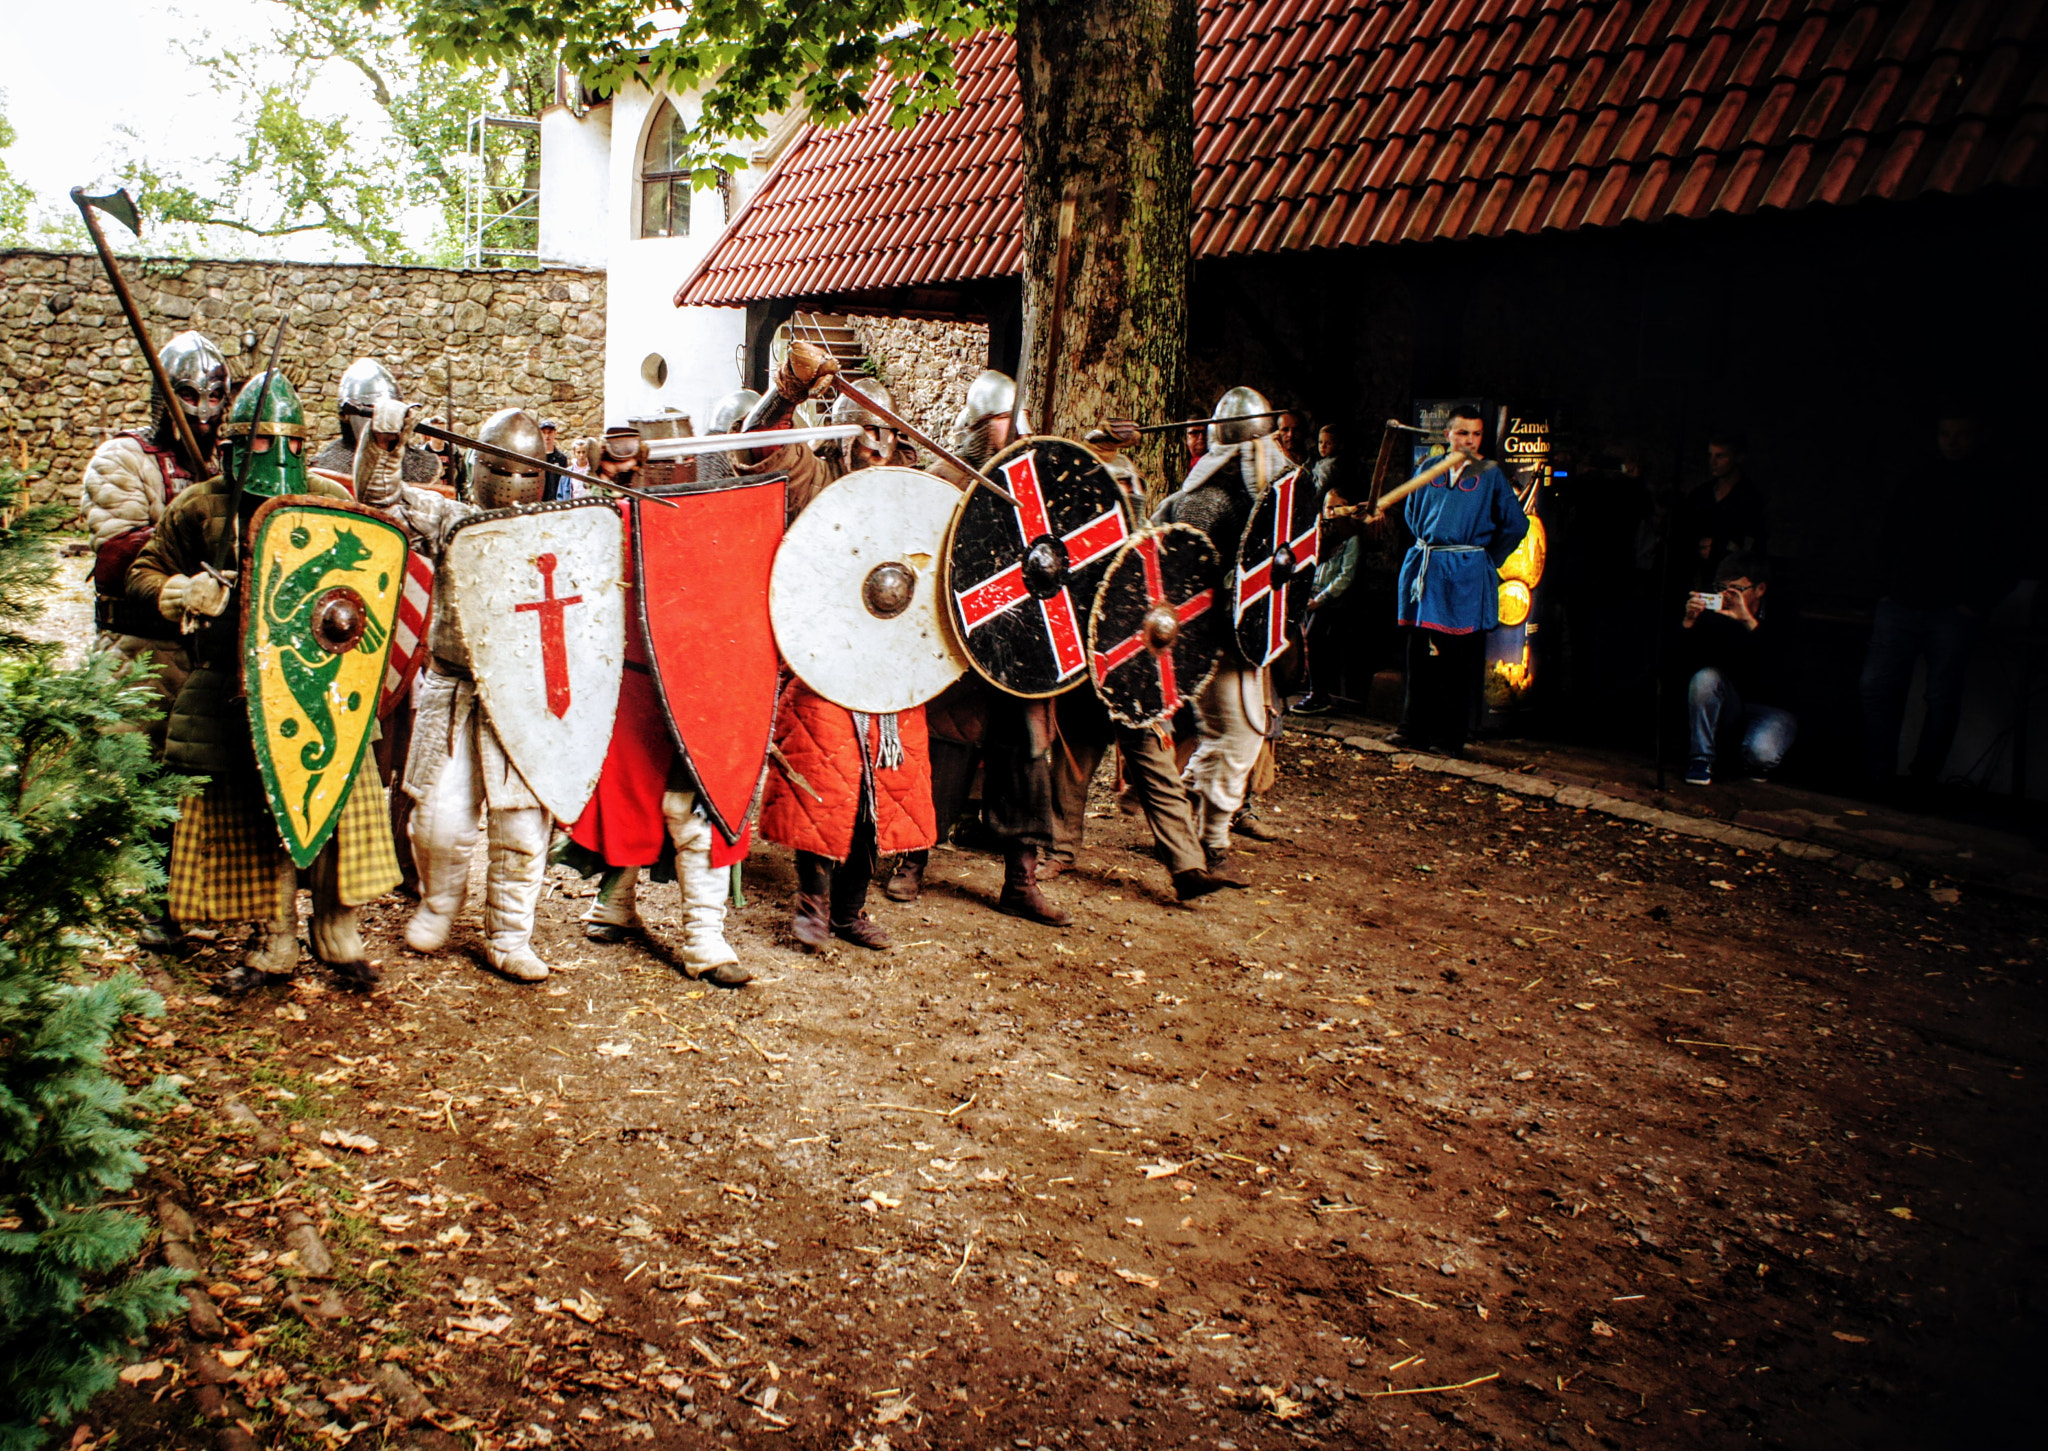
<box><xmin>771</xmin><ymin>466</ymin><xmax>968</xmax><ymax>714</ymax></box>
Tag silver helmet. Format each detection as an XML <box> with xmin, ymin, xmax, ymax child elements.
<box><xmin>1208</xmin><ymin>386</ymin><xmax>1276</xmax><ymax>451</ymax></box>
<box><xmin>150</xmin><ymin>330</ymin><xmax>232</xmax><ymax>454</ymax></box>
<box><xmin>830</xmin><ymin>382</ymin><xmax>906</xmax><ymax>470</ymax></box>
<box><xmin>337</xmin><ymin>357</ymin><xmax>400</xmax><ymax>446</ymax></box>
<box><xmin>472</xmin><ymin>407</ymin><xmax>547</xmax><ymax>509</ymax></box>
<box><xmin>707</xmin><ymin>388</ymin><xmax>761</xmax><ymax>436</ymax></box>
<box><xmin>949</xmin><ymin>370</ymin><xmax>1025</xmax><ymax>469</ymax></box>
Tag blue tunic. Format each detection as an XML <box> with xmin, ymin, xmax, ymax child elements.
<box><xmin>1394</xmin><ymin>459</ymin><xmax>1530</xmax><ymax>635</ymax></box>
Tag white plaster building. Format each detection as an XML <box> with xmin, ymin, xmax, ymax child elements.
<box><xmin>538</xmin><ymin>78</ymin><xmax>803</xmax><ymax>431</ymax></box>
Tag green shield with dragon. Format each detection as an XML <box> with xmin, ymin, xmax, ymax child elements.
<box><xmin>241</xmin><ymin>497</ymin><xmax>410</xmax><ymax>867</ymax></box>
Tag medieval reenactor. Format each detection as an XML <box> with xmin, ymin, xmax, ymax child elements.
<box><xmin>1156</xmin><ymin>387</ymin><xmax>1293</xmax><ymax>871</ymax></box>
<box><xmin>309</xmin><ymin>358</ymin><xmax>442</xmax><ymax>486</ymax></box>
<box><xmin>399</xmin><ymin>409</ymin><xmax>557</xmax><ymax>982</ymax></box>
<box><xmin>562</xmin><ymin>426</ymin><xmax>752</xmax><ymax>984</ymax></box>
<box><xmin>721</xmin><ymin>341</ymin><xmax>906</xmax><ymax>517</ymax></box>
<box><xmin>128</xmin><ymin>371</ymin><xmax>401</xmax><ymax>991</ymax></box>
<box><xmin>744</xmin><ymin>341</ymin><xmax>937</xmax><ymax>950</ymax></box>
<box><xmin>695</xmin><ymin>389</ymin><xmax>762</xmax><ymax>484</ymax></box>
<box><xmin>884</xmin><ymin>370</ymin><xmax>1070</xmax><ymax>926</ymax></box>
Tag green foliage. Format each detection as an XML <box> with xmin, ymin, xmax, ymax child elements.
<box><xmin>0</xmin><ymin>470</ymin><xmax>197</xmax><ymax>1447</ymax></box>
<box><xmin>0</xmin><ymin>93</ymin><xmax>40</xmax><ymax>245</ymax></box>
<box><xmin>388</xmin><ymin>0</ymin><xmax>1015</xmax><ymax>182</ymax></box>
<box><xmin>130</xmin><ymin>0</ymin><xmax>553</xmax><ymax>263</ymax></box>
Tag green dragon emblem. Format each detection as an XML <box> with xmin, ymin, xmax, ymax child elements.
<box><xmin>261</xmin><ymin>523</ymin><xmax>389</xmax><ymax>817</ymax></box>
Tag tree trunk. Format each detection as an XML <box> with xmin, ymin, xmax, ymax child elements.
<box><xmin>1014</xmin><ymin>0</ymin><xmax>1197</xmax><ymax>456</ymax></box>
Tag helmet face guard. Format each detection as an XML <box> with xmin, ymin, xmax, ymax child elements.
<box><xmin>152</xmin><ymin>331</ymin><xmax>232</xmax><ymax>457</ymax></box>
<box><xmin>221</xmin><ymin>371</ymin><xmax>308</xmax><ymax>501</ymax></box>
<box><xmin>336</xmin><ymin>357</ymin><xmax>400</xmax><ymax>446</ymax></box>
<box><xmin>473</xmin><ymin>408</ymin><xmax>547</xmax><ymax>509</ymax></box>
<box><xmin>830</xmin><ymin>385</ymin><xmax>906</xmax><ymax>471</ymax></box>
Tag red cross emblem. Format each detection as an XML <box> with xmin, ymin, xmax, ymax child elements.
<box><xmin>1090</xmin><ymin>533</ymin><xmax>1215</xmax><ymax>714</ymax></box>
<box><xmin>954</xmin><ymin>451</ymin><xmax>1130</xmax><ymax>679</ymax></box>
<box><xmin>1235</xmin><ymin>469</ymin><xmax>1319</xmax><ymax>666</ymax></box>
<box><xmin>514</xmin><ymin>551</ymin><xmax>583</xmax><ymax>718</ymax></box>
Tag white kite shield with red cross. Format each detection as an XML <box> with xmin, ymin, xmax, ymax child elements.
<box><xmin>1234</xmin><ymin>466</ymin><xmax>1321</xmax><ymax>668</ymax></box>
<box><xmin>944</xmin><ymin>436</ymin><xmax>1133</xmax><ymax>698</ymax></box>
<box><xmin>445</xmin><ymin>499</ymin><xmax>626</xmax><ymax>822</ymax></box>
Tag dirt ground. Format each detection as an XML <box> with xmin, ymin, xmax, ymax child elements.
<box><xmin>88</xmin><ymin>733</ymin><xmax>2047</xmax><ymax>1451</ymax></box>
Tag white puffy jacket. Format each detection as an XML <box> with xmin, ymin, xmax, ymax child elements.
<box><xmin>79</xmin><ymin>434</ymin><xmax>172</xmax><ymax>550</ymax></box>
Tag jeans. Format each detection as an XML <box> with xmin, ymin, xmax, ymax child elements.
<box><xmin>1858</xmin><ymin>600</ymin><xmax>1981</xmax><ymax>779</ymax></box>
<box><xmin>1687</xmin><ymin>668</ymin><xmax>1796</xmax><ymax>777</ymax></box>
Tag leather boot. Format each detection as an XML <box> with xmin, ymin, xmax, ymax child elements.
<box><xmin>999</xmin><ymin>847</ymin><xmax>1072</xmax><ymax>927</ymax></box>
<box><xmin>829</xmin><ymin>862</ymin><xmax>890</xmax><ymax>950</ymax></box>
<box><xmin>582</xmin><ymin>867</ymin><xmax>641</xmax><ymax>942</ymax></box>
<box><xmin>226</xmin><ymin>916</ymin><xmax>299</xmax><ymax>993</ymax></box>
<box><xmin>883</xmin><ymin>851</ymin><xmax>926</xmax><ymax>903</ymax></box>
<box><xmin>1174</xmin><ymin>867</ymin><xmax>1248</xmax><ymax>902</ymax></box>
<box><xmin>310</xmin><ymin>848</ymin><xmax>377</xmax><ymax>990</ymax></box>
<box><xmin>792</xmin><ymin>853</ymin><xmax>833</xmax><ymax>952</ymax></box>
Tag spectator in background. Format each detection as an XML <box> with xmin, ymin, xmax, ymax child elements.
<box><xmin>1275</xmin><ymin>410</ymin><xmax>1311</xmax><ymax>470</ymax></box>
<box><xmin>540</xmin><ymin>419</ymin><xmax>572</xmax><ymax>502</ymax></box>
<box><xmin>1676</xmin><ymin>430</ymin><xmax>1768</xmax><ymax>585</ymax></box>
<box><xmin>1859</xmin><ymin>410</ymin><xmax>2014</xmax><ymax>787</ymax></box>
<box><xmin>1680</xmin><ymin>552</ymin><xmax>1795</xmax><ymax>786</ymax></box>
<box><xmin>1182</xmin><ymin>422</ymin><xmax>1207</xmax><ymax>485</ymax></box>
<box><xmin>1310</xmin><ymin>423</ymin><xmax>1347</xmax><ymax>499</ymax></box>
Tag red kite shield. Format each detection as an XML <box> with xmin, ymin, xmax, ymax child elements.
<box><xmin>635</xmin><ymin>477</ymin><xmax>787</xmax><ymax>844</ymax></box>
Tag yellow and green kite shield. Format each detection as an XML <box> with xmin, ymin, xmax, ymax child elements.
<box><xmin>240</xmin><ymin>496</ymin><xmax>410</xmax><ymax>867</ymax></box>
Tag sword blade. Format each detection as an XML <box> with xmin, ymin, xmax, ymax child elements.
<box><xmin>640</xmin><ymin>422</ymin><xmax>868</xmax><ymax>460</ymax></box>
<box><xmin>828</xmin><ymin>376</ymin><xmax>1021</xmax><ymax>509</ymax></box>
<box><xmin>1128</xmin><ymin>409</ymin><xmax>1289</xmax><ymax>437</ymax></box>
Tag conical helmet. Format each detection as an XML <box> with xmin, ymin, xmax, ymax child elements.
<box><xmin>151</xmin><ymin>330</ymin><xmax>232</xmax><ymax>452</ymax></box>
<box><xmin>1208</xmin><ymin>386</ymin><xmax>1275</xmax><ymax>450</ymax></box>
<box><xmin>222</xmin><ymin>371</ymin><xmax>309</xmax><ymax>500</ymax></box>
<box><xmin>949</xmin><ymin>370</ymin><xmax>1026</xmax><ymax>469</ymax></box>
<box><xmin>707</xmin><ymin>388</ymin><xmax>761</xmax><ymax>436</ymax></box>
<box><xmin>337</xmin><ymin>357</ymin><xmax>400</xmax><ymax>444</ymax></box>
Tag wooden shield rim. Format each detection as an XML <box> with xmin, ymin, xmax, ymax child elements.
<box><xmin>632</xmin><ymin>475</ymin><xmax>787</xmax><ymax>846</ymax></box>
<box><xmin>239</xmin><ymin>494</ymin><xmax>407</xmax><ymax>868</ymax></box>
<box><xmin>943</xmin><ymin>435</ymin><xmax>1132</xmax><ymax>701</ymax></box>
<box><xmin>1085</xmin><ymin>524</ymin><xmax>1224</xmax><ymax>730</ymax></box>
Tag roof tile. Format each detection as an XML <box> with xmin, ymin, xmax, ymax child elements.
<box><xmin>677</xmin><ymin>0</ymin><xmax>2048</xmax><ymax>306</ymax></box>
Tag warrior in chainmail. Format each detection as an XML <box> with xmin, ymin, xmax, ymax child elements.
<box><xmin>693</xmin><ymin>388</ymin><xmax>762</xmax><ymax>484</ymax></box>
<box><xmin>399</xmin><ymin>408</ymin><xmax>559</xmax><ymax>984</ymax></box>
<box><xmin>1156</xmin><ymin>386</ymin><xmax>1294</xmax><ymax>871</ymax></box>
<box><xmin>882</xmin><ymin>369</ymin><xmax>1071</xmax><ymax>926</ymax></box>
<box><xmin>309</xmin><ymin>358</ymin><xmax>443</xmax><ymax>485</ymax></box>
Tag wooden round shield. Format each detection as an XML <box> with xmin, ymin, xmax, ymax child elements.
<box><xmin>1233</xmin><ymin>466</ymin><xmax>1321</xmax><ymax>668</ymax></box>
<box><xmin>771</xmin><ymin>466</ymin><xmax>968</xmax><ymax>714</ymax></box>
<box><xmin>944</xmin><ymin>436</ymin><xmax>1134</xmax><ymax>698</ymax></box>
<box><xmin>1086</xmin><ymin>525</ymin><xmax>1224</xmax><ymax>729</ymax></box>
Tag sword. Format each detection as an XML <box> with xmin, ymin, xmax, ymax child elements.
<box><xmin>642</xmin><ymin>421</ymin><xmax>871</xmax><ymax>461</ymax></box>
<box><xmin>71</xmin><ymin>186</ymin><xmax>210</xmax><ymax>480</ymax></box>
<box><xmin>409</xmin><ymin>419</ymin><xmax>687</xmax><ymax>507</ymax></box>
<box><xmin>824</xmin><ymin>375</ymin><xmax>1021</xmax><ymax>508</ymax></box>
<box><xmin>1125</xmin><ymin>409</ymin><xmax>1290</xmax><ymax>437</ymax></box>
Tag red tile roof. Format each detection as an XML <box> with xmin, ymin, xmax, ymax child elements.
<box><xmin>676</xmin><ymin>0</ymin><xmax>2048</xmax><ymax>307</ymax></box>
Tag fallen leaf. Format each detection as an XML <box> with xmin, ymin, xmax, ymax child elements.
<box><xmin>1114</xmin><ymin>1268</ymin><xmax>1160</xmax><ymax>1289</ymax></box>
<box><xmin>1255</xmin><ymin>1385</ymin><xmax>1308</xmax><ymax>1420</ymax></box>
<box><xmin>1055</xmin><ymin>1271</ymin><xmax>1080</xmax><ymax>1287</ymax></box>
<box><xmin>118</xmin><ymin>1360</ymin><xmax>166</xmax><ymax>1384</ymax></box>
<box><xmin>595</xmin><ymin>1042</ymin><xmax>633</xmax><ymax>1058</ymax></box>
<box><xmin>447</xmin><ymin>1314</ymin><xmax>512</xmax><ymax>1335</ymax></box>
<box><xmin>872</xmin><ymin>1397</ymin><xmax>915</xmax><ymax>1426</ymax></box>
<box><xmin>562</xmin><ymin>1291</ymin><xmax>604</xmax><ymax>1324</ymax></box>
<box><xmin>318</xmin><ymin>1128</ymin><xmax>379</xmax><ymax>1154</ymax></box>
<box><xmin>216</xmin><ymin>1350</ymin><xmax>253</xmax><ymax>1369</ymax></box>
<box><xmin>1512</xmin><ymin>1069</ymin><xmax>1535</xmax><ymax>1081</ymax></box>
<box><xmin>1590</xmin><ymin>1320</ymin><xmax>1617</xmax><ymax>1338</ymax></box>
<box><xmin>1140</xmin><ymin>1161</ymin><xmax>1184</xmax><ymax>1180</ymax></box>
<box><xmin>1708</xmin><ymin>880</ymin><xmax>1735</xmax><ymax>891</ymax></box>
<box><xmin>1888</xmin><ymin>1207</ymin><xmax>1914</xmax><ymax>1221</ymax></box>
<box><xmin>1832</xmin><ymin>1332</ymin><xmax>1868</xmax><ymax>1344</ymax></box>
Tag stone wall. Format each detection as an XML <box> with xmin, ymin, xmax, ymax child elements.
<box><xmin>846</xmin><ymin>314</ymin><xmax>989</xmax><ymax>440</ymax></box>
<box><xmin>0</xmin><ymin>250</ymin><xmax>606</xmax><ymax>507</ymax></box>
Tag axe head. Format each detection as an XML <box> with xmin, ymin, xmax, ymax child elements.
<box><xmin>72</xmin><ymin>187</ymin><xmax>141</xmax><ymax>237</ymax></box>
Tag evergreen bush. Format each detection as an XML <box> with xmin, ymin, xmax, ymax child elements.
<box><xmin>0</xmin><ymin>469</ymin><xmax>195</xmax><ymax>1448</ymax></box>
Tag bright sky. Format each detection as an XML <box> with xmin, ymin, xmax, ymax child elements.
<box><xmin>4</xmin><ymin>0</ymin><xmax>433</xmax><ymax>260</ymax></box>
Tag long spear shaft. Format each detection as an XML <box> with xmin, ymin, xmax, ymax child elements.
<box><xmin>70</xmin><ymin>186</ymin><xmax>209</xmax><ymax>479</ymax></box>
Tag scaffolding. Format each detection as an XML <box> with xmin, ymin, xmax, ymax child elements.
<box><xmin>463</xmin><ymin>112</ymin><xmax>541</xmax><ymax>268</ymax></box>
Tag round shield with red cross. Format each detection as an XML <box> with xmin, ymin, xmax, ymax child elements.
<box><xmin>944</xmin><ymin>436</ymin><xmax>1134</xmax><ymax>698</ymax></box>
<box><xmin>1086</xmin><ymin>525</ymin><xmax>1224</xmax><ymax>729</ymax></box>
<box><xmin>1234</xmin><ymin>466</ymin><xmax>1321</xmax><ymax>667</ymax></box>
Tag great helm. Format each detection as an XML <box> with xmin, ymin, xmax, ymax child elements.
<box><xmin>152</xmin><ymin>330</ymin><xmax>233</xmax><ymax>452</ymax></box>
<box><xmin>221</xmin><ymin>371</ymin><xmax>309</xmax><ymax>501</ymax></box>
<box><xmin>472</xmin><ymin>408</ymin><xmax>548</xmax><ymax>509</ymax></box>
<box><xmin>1208</xmin><ymin>386</ymin><xmax>1276</xmax><ymax>451</ymax></box>
<box><xmin>336</xmin><ymin>357</ymin><xmax>400</xmax><ymax>442</ymax></box>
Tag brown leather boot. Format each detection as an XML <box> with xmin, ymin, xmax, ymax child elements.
<box><xmin>1174</xmin><ymin>867</ymin><xmax>1248</xmax><ymax>902</ymax></box>
<box><xmin>998</xmin><ymin>848</ymin><xmax>1072</xmax><ymax>927</ymax></box>
<box><xmin>792</xmin><ymin>892</ymin><xmax>832</xmax><ymax>952</ymax></box>
<box><xmin>883</xmin><ymin>851</ymin><xmax>926</xmax><ymax>903</ymax></box>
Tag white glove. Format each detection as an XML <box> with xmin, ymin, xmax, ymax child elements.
<box><xmin>357</xmin><ymin>399</ymin><xmax>422</xmax><ymax>508</ymax></box>
<box><xmin>370</xmin><ymin>397</ymin><xmax>420</xmax><ymax>448</ymax></box>
<box><xmin>156</xmin><ymin>574</ymin><xmax>191</xmax><ymax>624</ymax></box>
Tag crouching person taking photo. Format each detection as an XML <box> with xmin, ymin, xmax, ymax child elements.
<box><xmin>1680</xmin><ymin>553</ymin><xmax>1796</xmax><ymax>786</ymax></box>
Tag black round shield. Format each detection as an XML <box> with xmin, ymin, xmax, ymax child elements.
<box><xmin>944</xmin><ymin>436</ymin><xmax>1134</xmax><ymax>698</ymax></box>
<box><xmin>1234</xmin><ymin>466</ymin><xmax>1322</xmax><ymax>667</ymax></box>
<box><xmin>1086</xmin><ymin>525</ymin><xmax>1224</xmax><ymax>729</ymax></box>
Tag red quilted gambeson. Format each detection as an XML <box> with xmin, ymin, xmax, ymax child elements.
<box><xmin>760</xmin><ymin>681</ymin><xmax>934</xmax><ymax>862</ymax></box>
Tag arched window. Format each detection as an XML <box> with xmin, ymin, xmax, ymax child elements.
<box><xmin>640</xmin><ymin>100</ymin><xmax>691</xmax><ymax>239</ymax></box>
